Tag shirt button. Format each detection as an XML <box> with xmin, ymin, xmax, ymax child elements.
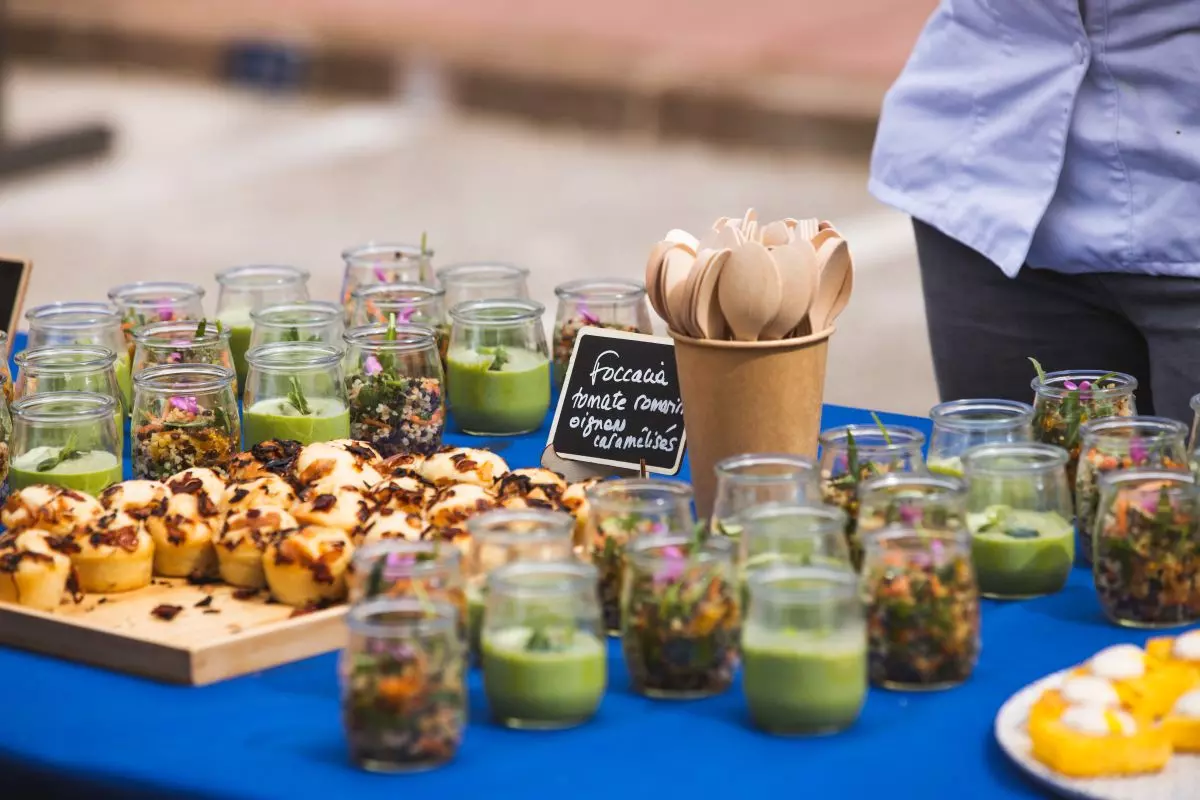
<box><xmin>1073</xmin><ymin>42</ymin><xmax>1087</xmax><ymax>64</ymax></box>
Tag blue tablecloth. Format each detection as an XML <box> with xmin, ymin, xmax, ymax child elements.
<box><xmin>0</xmin><ymin>335</ymin><xmax>1169</xmax><ymax>800</ymax></box>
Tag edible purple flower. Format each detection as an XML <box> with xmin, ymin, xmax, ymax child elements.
<box><xmin>373</xmin><ymin>266</ymin><xmax>388</xmax><ymax>282</ymax></box>
<box><xmin>654</xmin><ymin>545</ymin><xmax>687</xmax><ymax>585</ymax></box>
<box><xmin>167</xmin><ymin>351</ymin><xmax>183</xmax><ymax>363</ymax></box>
<box><xmin>898</xmin><ymin>504</ymin><xmax>924</xmax><ymax>525</ymax></box>
<box><xmin>1129</xmin><ymin>436</ymin><xmax>1148</xmax><ymax>464</ymax></box>
<box><xmin>364</xmin><ymin>355</ymin><xmax>383</xmax><ymax>376</ymax></box>
<box><xmin>397</xmin><ymin>306</ymin><xmax>415</xmax><ymax>324</ymax></box>
<box><xmin>154</xmin><ymin>303</ymin><xmax>175</xmax><ymax>322</ymax></box>
<box><xmin>169</xmin><ymin>395</ymin><xmax>200</xmax><ymax>415</ymax></box>
<box><xmin>579</xmin><ymin>303</ymin><xmax>600</xmax><ymax>326</ymax></box>
<box><xmin>385</xmin><ymin>552</ymin><xmax>417</xmax><ymax>569</ymax></box>
<box><xmin>930</xmin><ymin>537</ymin><xmax>945</xmax><ymax>565</ymax></box>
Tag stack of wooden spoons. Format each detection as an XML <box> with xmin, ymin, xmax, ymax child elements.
<box><xmin>644</xmin><ymin>209</ymin><xmax>854</xmax><ymax>341</ymax></box>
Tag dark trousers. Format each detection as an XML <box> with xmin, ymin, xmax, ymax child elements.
<box><xmin>913</xmin><ymin>219</ymin><xmax>1200</xmax><ymax>425</ymax></box>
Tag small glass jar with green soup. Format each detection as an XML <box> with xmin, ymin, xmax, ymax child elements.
<box><xmin>242</xmin><ymin>341</ymin><xmax>349</xmax><ymax>448</ymax></box>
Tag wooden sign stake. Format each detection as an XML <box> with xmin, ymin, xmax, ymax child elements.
<box><xmin>639</xmin><ymin>458</ymin><xmax>648</xmax><ymax>479</ymax></box>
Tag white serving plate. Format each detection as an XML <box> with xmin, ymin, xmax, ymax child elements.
<box><xmin>994</xmin><ymin>670</ymin><xmax>1198</xmax><ymax>800</ymax></box>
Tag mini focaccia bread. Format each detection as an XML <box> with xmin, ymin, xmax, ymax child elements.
<box><xmin>497</xmin><ymin>494</ymin><xmax>559</xmax><ymax>512</ymax></box>
<box><xmin>427</xmin><ymin>483</ymin><xmax>496</xmax><ymax>530</ymax></box>
<box><xmin>1071</xmin><ymin>644</ymin><xmax>1192</xmax><ymax>720</ymax></box>
<box><xmin>226</xmin><ymin>439</ymin><xmax>303</xmax><ymax>482</ymax></box>
<box><xmin>216</xmin><ymin>506</ymin><xmax>298</xmax><ymax>589</ymax></box>
<box><xmin>420</xmin><ymin>448</ymin><xmax>509</xmax><ymax>488</ymax></box>
<box><xmin>380</xmin><ymin>452</ymin><xmax>425</xmax><ymax>478</ymax></box>
<box><xmin>356</xmin><ymin>508</ymin><xmax>427</xmax><ymax>546</ymax></box>
<box><xmin>0</xmin><ymin>529</ymin><xmax>74</xmax><ymax>611</ymax></box>
<box><xmin>561</xmin><ymin>478</ymin><xmax>600</xmax><ymax>547</ymax></box>
<box><xmin>304</xmin><ymin>465</ymin><xmax>385</xmax><ymax>499</ymax></box>
<box><xmin>1164</xmin><ymin>689</ymin><xmax>1200</xmax><ymax>752</ymax></box>
<box><xmin>99</xmin><ymin>480</ymin><xmax>169</xmax><ymax>522</ymax></box>
<box><xmin>166</xmin><ymin>468</ymin><xmax>226</xmax><ymax>515</ymax></box>
<box><xmin>263</xmin><ymin>525</ymin><xmax>353</xmax><ymax>607</ymax></box>
<box><xmin>293</xmin><ymin>441</ymin><xmax>383</xmax><ymax>490</ymax></box>
<box><xmin>293</xmin><ymin>487</ymin><xmax>374</xmax><ymax>536</ymax></box>
<box><xmin>72</xmin><ymin>510</ymin><xmax>155</xmax><ymax>593</ymax></box>
<box><xmin>493</xmin><ymin>468</ymin><xmax>567</xmax><ymax>505</ymax></box>
<box><xmin>2</xmin><ymin>485</ymin><xmax>102</xmax><ymax>536</ymax></box>
<box><xmin>1028</xmin><ymin>702</ymin><xmax>1170</xmax><ymax>778</ymax></box>
<box><xmin>224</xmin><ymin>475</ymin><xmax>298</xmax><ymax>516</ymax></box>
<box><xmin>146</xmin><ymin>484</ymin><xmax>222</xmax><ymax>578</ymax></box>
<box><xmin>368</xmin><ymin>474</ymin><xmax>436</xmax><ymax>516</ymax></box>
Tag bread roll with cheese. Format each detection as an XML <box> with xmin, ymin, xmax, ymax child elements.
<box><xmin>293</xmin><ymin>487</ymin><xmax>373</xmax><ymax>536</ymax></box>
<box><xmin>561</xmin><ymin>479</ymin><xmax>601</xmax><ymax>547</ymax></box>
<box><xmin>226</xmin><ymin>439</ymin><xmax>302</xmax><ymax>482</ymax></box>
<box><xmin>73</xmin><ymin>510</ymin><xmax>155</xmax><ymax>592</ymax></box>
<box><xmin>368</xmin><ymin>474</ymin><xmax>435</xmax><ymax>515</ymax></box>
<box><xmin>494</xmin><ymin>468</ymin><xmax>567</xmax><ymax>505</ymax></box>
<box><xmin>0</xmin><ymin>529</ymin><xmax>74</xmax><ymax>611</ymax></box>
<box><xmin>356</xmin><ymin>507</ymin><xmax>427</xmax><ymax>546</ymax></box>
<box><xmin>146</xmin><ymin>476</ymin><xmax>223</xmax><ymax>578</ymax></box>
<box><xmin>263</xmin><ymin>525</ymin><xmax>353</xmax><ymax>607</ymax></box>
<box><xmin>223</xmin><ymin>474</ymin><xmax>297</xmax><ymax>516</ymax></box>
<box><xmin>99</xmin><ymin>480</ymin><xmax>169</xmax><ymax>521</ymax></box>
<box><xmin>420</xmin><ymin>447</ymin><xmax>509</xmax><ymax>488</ymax></box>
<box><xmin>380</xmin><ymin>451</ymin><xmax>425</xmax><ymax>477</ymax></box>
<box><xmin>165</xmin><ymin>468</ymin><xmax>225</xmax><ymax>514</ymax></box>
<box><xmin>216</xmin><ymin>506</ymin><xmax>298</xmax><ymax>589</ymax></box>
<box><xmin>294</xmin><ymin>441</ymin><xmax>383</xmax><ymax>491</ymax></box>
<box><xmin>2</xmin><ymin>485</ymin><xmax>102</xmax><ymax>536</ymax></box>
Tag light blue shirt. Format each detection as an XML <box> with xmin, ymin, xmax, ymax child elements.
<box><xmin>869</xmin><ymin>1</ymin><xmax>1200</xmax><ymax>278</ymax></box>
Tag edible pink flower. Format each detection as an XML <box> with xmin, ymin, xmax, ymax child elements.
<box><xmin>167</xmin><ymin>351</ymin><xmax>183</xmax><ymax>363</ymax></box>
<box><xmin>1129</xmin><ymin>437</ymin><xmax>1148</xmax><ymax>464</ymax></box>
<box><xmin>364</xmin><ymin>355</ymin><xmax>383</xmax><ymax>376</ymax></box>
<box><xmin>397</xmin><ymin>306</ymin><xmax>415</xmax><ymax>324</ymax></box>
<box><xmin>155</xmin><ymin>305</ymin><xmax>175</xmax><ymax>322</ymax></box>
<box><xmin>930</xmin><ymin>537</ymin><xmax>945</xmax><ymax>564</ymax></box>
<box><xmin>170</xmin><ymin>395</ymin><xmax>200</xmax><ymax>415</ymax></box>
<box><xmin>373</xmin><ymin>266</ymin><xmax>388</xmax><ymax>282</ymax></box>
<box><xmin>654</xmin><ymin>545</ymin><xmax>687</xmax><ymax>585</ymax></box>
<box><xmin>385</xmin><ymin>552</ymin><xmax>416</xmax><ymax>569</ymax></box>
<box><xmin>898</xmin><ymin>504</ymin><xmax>924</xmax><ymax>525</ymax></box>
<box><xmin>579</xmin><ymin>303</ymin><xmax>600</xmax><ymax>325</ymax></box>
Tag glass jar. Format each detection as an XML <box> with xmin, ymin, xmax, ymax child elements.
<box><xmin>482</xmin><ymin>560</ymin><xmax>605</xmax><ymax>729</ymax></box>
<box><xmin>622</xmin><ymin>534</ymin><xmax>741</xmax><ymax>699</ymax></box>
<box><xmin>961</xmin><ymin>443</ymin><xmax>1075</xmax><ymax>599</ymax></box>
<box><xmin>1076</xmin><ymin>417</ymin><xmax>1190</xmax><ymax>566</ymax></box>
<box><xmin>340</xmin><ymin>242</ymin><xmax>435</xmax><ymax>321</ymax></box>
<box><xmin>14</xmin><ymin>346</ymin><xmax>123</xmax><ymax>445</ymax></box>
<box><xmin>215</xmin><ymin>265</ymin><xmax>310</xmax><ymax>393</ymax></box>
<box><xmin>927</xmin><ymin>399</ymin><xmax>1034</xmax><ymax>478</ymax></box>
<box><xmin>249</xmin><ymin>301</ymin><xmax>344</xmax><ymax>351</ymax></box>
<box><xmin>818</xmin><ymin>424</ymin><xmax>927</xmax><ymax>570</ymax></box>
<box><xmin>25</xmin><ymin>302</ymin><xmax>131</xmax><ymax>412</ymax></box>
<box><xmin>861</xmin><ymin>527</ymin><xmax>980</xmax><ymax>691</ymax></box>
<box><xmin>742</xmin><ymin>565</ymin><xmax>866</xmax><ymax>735</ymax></box>
<box><xmin>464</xmin><ymin>509</ymin><xmax>576</xmax><ymax>662</ymax></box>
<box><xmin>0</xmin><ymin>389</ymin><xmax>11</xmax><ymax>492</ymax></box>
<box><xmin>131</xmin><ymin>364</ymin><xmax>240</xmax><ymax>481</ymax></box>
<box><xmin>856</xmin><ymin>474</ymin><xmax>968</xmax><ymax>541</ymax></box>
<box><xmin>1030</xmin><ymin>369</ymin><xmax>1137</xmax><ymax>496</ymax></box>
<box><xmin>340</xmin><ymin>598</ymin><xmax>466</xmax><ymax>773</ymax></box>
<box><xmin>551</xmin><ymin>279</ymin><xmax>652</xmax><ymax>386</ymax></box>
<box><xmin>1093</xmin><ymin>469</ymin><xmax>1200</xmax><ymax>629</ymax></box>
<box><xmin>243</xmin><ymin>342</ymin><xmax>349</xmax><ymax>448</ymax></box>
<box><xmin>350</xmin><ymin>283</ymin><xmax>449</xmax><ymax>365</ymax></box>
<box><xmin>437</xmin><ymin>262</ymin><xmax>530</xmax><ymax>311</ymax></box>
<box><xmin>348</xmin><ymin>539</ymin><xmax>465</xmax><ymax>619</ymax></box>
<box><xmin>10</xmin><ymin>391</ymin><xmax>122</xmax><ymax>495</ymax></box>
<box><xmin>738</xmin><ymin>503</ymin><xmax>853</xmax><ymax>576</ymax></box>
<box><xmin>710</xmin><ymin>453</ymin><xmax>820</xmax><ymax>539</ymax></box>
<box><xmin>108</xmin><ymin>281</ymin><xmax>206</xmax><ymax>345</ymax></box>
<box><xmin>446</xmin><ymin>298</ymin><xmax>550</xmax><ymax>436</ymax></box>
<box><xmin>131</xmin><ymin>319</ymin><xmax>235</xmax><ymax>378</ymax></box>
<box><xmin>0</xmin><ymin>330</ymin><xmax>12</xmax><ymax>403</ymax></box>
<box><xmin>342</xmin><ymin>323</ymin><xmax>445</xmax><ymax>457</ymax></box>
<box><xmin>585</xmin><ymin>478</ymin><xmax>697</xmax><ymax>635</ymax></box>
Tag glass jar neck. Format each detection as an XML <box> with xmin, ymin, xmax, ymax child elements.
<box><xmin>245</xmin><ymin>342</ymin><xmax>342</xmax><ymax>373</ymax></box>
<box><xmin>12</xmin><ymin>391</ymin><xmax>117</xmax><ymax>424</ymax></box>
<box><xmin>135</xmin><ymin>320</ymin><xmax>230</xmax><ymax>348</ymax></box>
<box><xmin>449</xmin><ymin>298</ymin><xmax>543</xmax><ymax>326</ymax></box>
<box><xmin>345</xmin><ymin>597</ymin><xmax>458</xmax><ymax>637</ymax></box>
<box><xmin>930</xmin><ymin>399</ymin><xmax>1034</xmax><ymax>432</ymax></box>
<box><xmin>217</xmin><ymin>265</ymin><xmax>309</xmax><ymax>289</ymax></box>
<box><xmin>251</xmin><ymin>303</ymin><xmax>341</xmax><ymax>330</ymax></box>
<box><xmin>134</xmin><ymin>364</ymin><xmax>235</xmax><ymax>395</ymax></box>
<box><xmin>344</xmin><ymin>324</ymin><xmax>437</xmax><ymax>354</ymax></box>
<box><xmin>16</xmin><ymin>346</ymin><xmax>117</xmax><ymax>375</ymax></box>
<box><xmin>343</xmin><ymin>243</ymin><xmax>430</xmax><ymax>267</ymax></box>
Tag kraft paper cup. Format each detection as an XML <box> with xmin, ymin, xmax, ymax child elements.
<box><xmin>670</xmin><ymin>327</ymin><xmax>832</xmax><ymax>518</ymax></box>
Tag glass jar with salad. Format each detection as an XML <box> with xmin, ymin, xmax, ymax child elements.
<box><xmin>349</xmin><ymin>283</ymin><xmax>449</xmax><ymax>366</ymax></box>
<box><xmin>818</xmin><ymin>423</ymin><xmax>927</xmax><ymax>570</ymax></box>
<box><xmin>131</xmin><ymin>319</ymin><xmax>235</xmax><ymax>378</ymax></box>
<box><xmin>482</xmin><ymin>560</ymin><xmax>606</xmax><ymax>729</ymax></box>
<box><xmin>343</xmin><ymin>322</ymin><xmax>445</xmax><ymax>457</ymax></box>
<box><xmin>710</xmin><ymin>453</ymin><xmax>819</xmax><ymax>540</ymax></box>
<box><xmin>243</xmin><ymin>342</ymin><xmax>350</xmax><ymax>448</ymax></box>
<box><xmin>927</xmin><ymin>398</ymin><xmax>1034</xmax><ymax>477</ymax></box>
<box><xmin>1076</xmin><ymin>417</ymin><xmax>1189</xmax><ymax>566</ymax></box>
<box><xmin>551</xmin><ymin>279</ymin><xmax>652</xmax><ymax>386</ymax></box>
<box><xmin>10</xmin><ymin>392</ymin><xmax>122</xmax><ymax>495</ymax></box>
<box><xmin>742</xmin><ymin>565</ymin><xmax>867</xmax><ymax>735</ymax></box>
<box><xmin>249</xmin><ymin>301</ymin><xmax>344</xmax><ymax>351</ymax></box>
<box><xmin>25</xmin><ymin>302</ymin><xmax>132</xmax><ymax>413</ymax></box>
<box><xmin>131</xmin><ymin>364</ymin><xmax>240</xmax><ymax>480</ymax></box>
<box><xmin>446</xmin><ymin>298</ymin><xmax>550</xmax><ymax>436</ymax></box>
<box><xmin>348</xmin><ymin>539</ymin><xmax>465</xmax><ymax>626</ymax></box>
<box><xmin>108</xmin><ymin>281</ymin><xmax>205</xmax><ymax>346</ymax></box>
<box><xmin>1029</xmin><ymin>361</ymin><xmax>1137</xmax><ymax>497</ymax></box>
<box><xmin>464</xmin><ymin>509</ymin><xmax>576</xmax><ymax>663</ymax></box>
<box><xmin>1093</xmin><ymin>469</ymin><xmax>1200</xmax><ymax>629</ymax></box>
<box><xmin>215</xmin><ymin>265</ymin><xmax>310</xmax><ymax>394</ymax></box>
<box><xmin>861</xmin><ymin>526</ymin><xmax>980</xmax><ymax>690</ymax></box>
<box><xmin>437</xmin><ymin>263</ymin><xmax>530</xmax><ymax>311</ymax></box>
<box><xmin>585</xmin><ymin>478</ymin><xmax>697</xmax><ymax>635</ymax></box>
<box><xmin>961</xmin><ymin>443</ymin><xmax>1075</xmax><ymax>599</ymax></box>
<box><xmin>856</xmin><ymin>474</ymin><xmax>968</xmax><ymax>541</ymax></box>
<box><xmin>340</xmin><ymin>597</ymin><xmax>466</xmax><ymax>773</ymax></box>
<box><xmin>340</xmin><ymin>241</ymin><xmax>435</xmax><ymax>322</ymax></box>
<box><xmin>14</xmin><ymin>345</ymin><xmax>124</xmax><ymax>447</ymax></box>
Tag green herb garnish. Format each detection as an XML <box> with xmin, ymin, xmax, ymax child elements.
<box><xmin>484</xmin><ymin>346</ymin><xmax>510</xmax><ymax>372</ymax></box>
<box><xmin>195</xmin><ymin>318</ymin><xmax>207</xmax><ymax>338</ymax></box>
<box><xmin>871</xmin><ymin>412</ymin><xmax>892</xmax><ymax>445</ymax></box>
<box><xmin>1028</xmin><ymin>357</ymin><xmax>1046</xmax><ymax>384</ymax></box>
<box><xmin>420</xmin><ymin>231</ymin><xmax>430</xmax><ymax>256</ymax></box>
<box><xmin>282</xmin><ymin>326</ymin><xmax>301</xmax><ymax>342</ymax></box>
<box><xmin>286</xmin><ymin>376</ymin><xmax>312</xmax><ymax>416</ymax></box>
<box><xmin>36</xmin><ymin>433</ymin><xmax>83</xmax><ymax>472</ymax></box>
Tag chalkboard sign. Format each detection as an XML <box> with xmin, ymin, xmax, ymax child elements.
<box><xmin>546</xmin><ymin>328</ymin><xmax>686</xmax><ymax>476</ymax></box>
<box><xmin>0</xmin><ymin>256</ymin><xmax>31</xmax><ymax>354</ymax></box>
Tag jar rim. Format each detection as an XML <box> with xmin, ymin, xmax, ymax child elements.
<box><xmin>107</xmin><ymin>281</ymin><xmax>206</xmax><ymax>306</ymax></box>
<box><xmin>351</xmin><ymin>282</ymin><xmax>446</xmax><ymax>303</ymax></box>
<box><xmin>12</xmin><ymin>390</ymin><xmax>117</xmax><ymax>422</ymax></box>
<box><xmin>554</xmin><ymin>278</ymin><xmax>646</xmax><ymax>301</ymax></box>
<box><xmin>351</xmin><ymin>539</ymin><xmax>460</xmax><ymax>577</ymax></box>
<box><xmin>448</xmin><ymin>298</ymin><xmax>544</xmax><ymax>324</ymax></box>
<box><xmin>746</xmin><ymin>564</ymin><xmax>859</xmax><ymax>603</ymax></box>
<box><xmin>466</xmin><ymin>508</ymin><xmax>575</xmax><ymax>542</ymax></box>
<box><xmin>585</xmin><ymin>478</ymin><xmax>694</xmax><ymax>512</ymax></box>
<box><xmin>15</xmin><ymin>345</ymin><xmax>117</xmax><ymax>373</ymax></box>
<box><xmin>1080</xmin><ymin>415</ymin><xmax>1188</xmax><ymax>441</ymax></box>
<box><xmin>714</xmin><ymin>453</ymin><xmax>815</xmax><ymax>481</ymax></box>
<box><xmin>133</xmin><ymin>319</ymin><xmax>231</xmax><ymax>346</ymax></box>
<box><xmin>134</xmin><ymin>363</ymin><xmax>236</xmax><ymax>394</ymax></box>
<box><xmin>25</xmin><ymin>302</ymin><xmax>121</xmax><ymax>331</ymax></box>
<box><xmin>245</xmin><ymin>341</ymin><xmax>342</xmax><ymax>371</ymax></box>
<box><xmin>1030</xmin><ymin>369</ymin><xmax>1138</xmax><ymax>397</ymax></box>
<box><xmin>437</xmin><ymin>262</ymin><xmax>530</xmax><ymax>284</ymax></box>
<box><xmin>818</xmin><ymin>424</ymin><xmax>926</xmax><ymax>450</ymax></box>
<box><xmin>215</xmin><ymin>264</ymin><xmax>310</xmax><ymax>287</ymax></box>
<box><xmin>486</xmin><ymin>559</ymin><xmax>598</xmax><ymax>596</ymax></box>
<box><xmin>343</xmin><ymin>323</ymin><xmax>438</xmax><ymax>353</ymax></box>
<box><xmin>859</xmin><ymin>472</ymin><xmax>967</xmax><ymax>498</ymax></box>
<box><xmin>929</xmin><ymin>398</ymin><xmax>1034</xmax><ymax>430</ymax></box>
<box><xmin>960</xmin><ymin>442</ymin><xmax>1068</xmax><ymax>473</ymax></box>
<box><xmin>250</xmin><ymin>301</ymin><xmax>343</xmax><ymax>328</ymax></box>
<box><xmin>341</xmin><ymin>242</ymin><xmax>432</xmax><ymax>262</ymax></box>
<box><xmin>345</xmin><ymin>597</ymin><xmax>458</xmax><ymax>636</ymax></box>
<box><xmin>1098</xmin><ymin>467</ymin><xmax>1196</xmax><ymax>489</ymax></box>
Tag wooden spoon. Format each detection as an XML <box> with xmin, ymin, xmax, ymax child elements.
<box><xmin>761</xmin><ymin>220</ymin><xmax>792</xmax><ymax>246</ymax></box>
<box><xmin>760</xmin><ymin>240</ymin><xmax>818</xmax><ymax>340</ymax></box>
<box><xmin>682</xmin><ymin>249</ymin><xmax>714</xmax><ymax>338</ymax></box>
<box><xmin>644</xmin><ymin>246</ymin><xmax>669</xmax><ymax>321</ymax></box>
<box><xmin>664</xmin><ymin>228</ymin><xmax>699</xmax><ymax>254</ymax></box>
<box><xmin>718</xmin><ymin>241</ymin><xmax>782</xmax><ymax>342</ymax></box>
<box><xmin>810</xmin><ymin>239</ymin><xmax>850</xmax><ymax>331</ymax></box>
<box><xmin>820</xmin><ymin>242</ymin><xmax>854</xmax><ymax>329</ymax></box>
<box><xmin>811</xmin><ymin>229</ymin><xmax>839</xmax><ymax>250</ymax></box>
<box><xmin>662</xmin><ymin>245</ymin><xmax>697</xmax><ymax>333</ymax></box>
<box><xmin>692</xmin><ymin>248</ymin><xmax>731</xmax><ymax>340</ymax></box>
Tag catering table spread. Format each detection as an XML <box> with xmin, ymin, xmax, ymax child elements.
<box><xmin>0</xmin><ymin>335</ymin><xmax>1161</xmax><ymax>800</ymax></box>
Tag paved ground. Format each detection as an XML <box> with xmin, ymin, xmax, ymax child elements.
<box><xmin>0</xmin><ymin>66</ymin><xmax>937</xmax><ymax>415</ymax></box>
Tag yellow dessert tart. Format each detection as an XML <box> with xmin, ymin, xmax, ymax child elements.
<box><xmin>145</xmin><ymin>490</ymin><xmax>220</xmax><ymax>578</ymax></box>
<box><xmin>420</xmin><ymin>447</ymin><xmax>509</xmax><ymax>488</ymax></box>
<box><xmin>216</xmin><ymin>506</ymin><xmax>298</xmax><ymax>589</ymax></box>
<box><xmin>1029</xmin><ymin>676</ymin><xmax>1134</xmax><ymax>734</ymax></box>
<box><xmin>98</xmin><ymin>480</ymin><xmax>169</xmax><ymax>521</ymax></box>
<box><xmin>1147</xmin><ymin>630</ymin><xmax>1200</xmax><ymax>676</ymax></box>
<box><xmin>1163</xmin><ymin>688</ymin><xmax>1200</xmax><ymax>752</ymax></box>
<box><xmin>367</xmin><ymin>474</ymin><xmax>435</xmax><ymax>515</ymax></box>
<box><xmin>223</xmin><ymin>474</ymin><xmax>297</xmax><ymax>516</ymax></box>
<box><xmin>1029</xmin><ymin>703</ymin><xmax>1171</xmax><ymax>778</ymax></box>
<box><xmin>356</xmin><ymin>508</ymin><xmax>428</xmax><ymax>546</ymax></box>
<box><xmin>263</xmin><ymin>525</ymin><xmax>353</xmax><ymax>607</ymax></box>
<box><xmin>0</xmin><ymin>529</ymin><xmax>75</xmax><ymax>611</ymax></box>
<box><xmin>2</xmin><ymin>485</ymin><xmax>103</xmax><ymax>536</ymax></box>
<box><xmin>292</xmin><ymin>487</ymin><xmax>372</xmax><ymax>535</ymax></box>
<box><xmin>493</xmin><ymin>468</ymin><xmax>567</xmax><ymax>505</ymax></box>
<box><xmin>1070</xmin><ymin>644</ymin><xmax>1190</xmax><ymax>719</ymax></box>
<box><xmin>73</xmin><ymin>510</ymin><xmax>155</xmax><ymax>593</ymax></box>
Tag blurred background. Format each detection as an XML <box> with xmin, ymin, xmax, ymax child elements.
<box><xmin>0</xmin><ymin>0</ymin><xmax>939</xmax><ymax>414</ymax></box>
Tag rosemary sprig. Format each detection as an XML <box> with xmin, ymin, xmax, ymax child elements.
<box><xmin>420</xmin><ymin>231</ymin><xmax>430</xmax><ymax>257</ymax></box>
<box><xmin>286</xmin><ymin>376</ymin><xmax>312</xmax><ymax>416</ymax></box>
<box><xmin>871</xmin><ymin>412</ymin><xmax>892</xmax><ymax>445</ymax></box>
<box><xmin>37</xmin><ymin>433</ymin><xmax>83</xmax><ymax>472</ymax></box>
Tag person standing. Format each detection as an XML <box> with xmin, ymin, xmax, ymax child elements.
<box><xmin>869</xmin><ymin>1</ymin><xmax>1200</xmax><ymax>423</ymax></box>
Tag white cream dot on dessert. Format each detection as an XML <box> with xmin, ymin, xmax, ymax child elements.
<box><xmin>1089</xmin><ymin>645</ymin><xmax>1145</xmax><ymax>680</ymax></box>
<box><xmin>1172</xmin><ymin>689</ymin><xmax>1200</xmax><ymax>719</ymax></box>
<box><xmin>1172</xmin><ymin>630</ymin><xmax>1200</xmax><ymax>661</ymax></box>
<box><xmin>1060</xmin><ymin>706</ymin><xmax>1135</xmax><ymax>736</ymax></box>
<box><xmin>1060</xmin><ymin>676</ymin><xmax>1120</xmax><ymax>707</ymax></box>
